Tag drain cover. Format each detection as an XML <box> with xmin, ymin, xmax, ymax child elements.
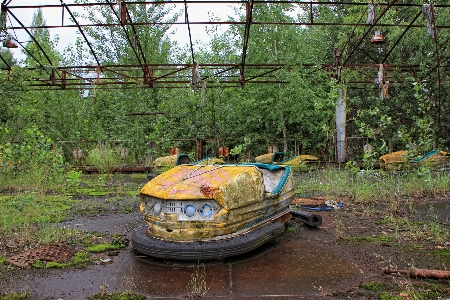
<box><xmin>6</xmin><ymin>243</ymin><xmax>76</xmax><ymax>269</ymax></box>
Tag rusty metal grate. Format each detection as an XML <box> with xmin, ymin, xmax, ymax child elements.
<box><xmin>5</xmin><ymin>243</ymin><xmax>77</xmax><ymax>269</ymax></box>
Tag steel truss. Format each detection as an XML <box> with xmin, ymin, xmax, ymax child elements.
<box><xmin>0</xmin><ymin>1</ymin><xmax>449</xmax><ymax>91</ymax></box>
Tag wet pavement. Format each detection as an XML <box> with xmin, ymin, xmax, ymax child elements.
<box><xmin>8</xmin><ymin>212</ymin><xmax>364</xmax><ymax>300</ymax></box>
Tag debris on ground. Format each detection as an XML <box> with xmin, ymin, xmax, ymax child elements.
<box><xmin>291</xmin><ymin>198</ymin><xmax>343</xmax><ymax>211</ymax></box>
<box><xmin>290</xmin><ymin>208</ymin><xmax>322</xmax><ymax>227</ymax></box>
<box><xmin>383</xmin><ymin>267</ymin><xmax>450</xmax><ymax>279</ymax></box>
<box><xmin>5</xmin><ymin>243</ymin><xmax>76</xmax><ymax>269</ymax></box>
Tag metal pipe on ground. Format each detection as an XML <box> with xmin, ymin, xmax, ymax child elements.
<box><xmin>290</xmin><ymin>209</ymin><xmax>322</xmax><ymax>227</ymax></box>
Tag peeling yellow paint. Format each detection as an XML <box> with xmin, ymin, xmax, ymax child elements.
<box><xmin>140</xmin><ymin>164</ymin><xmax>294</xmax><ymax>241</ymax></box>
<box><xmin>255</xmin><ymin>153</ymin><xmax>274</xmax><ymax>164</ymax></box>
<box><xmin>281</xmin><ymin>154</ymin><xmax>318</xmax><ymax>165</ymax></box>
<box><xmin>153</xmin><ymin>154</ymin><xmax>179</xmax><ymax>167</ymax></box>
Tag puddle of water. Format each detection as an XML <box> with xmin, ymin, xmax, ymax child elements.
<box><xmin>229</xmin><ymin>240</ymin><xmax>359</xmax><ymax>298</ymax></box>
<box><xmin>16</xmin><ymin>237</ymin><xmax>360</xmax><ymax>299</ymax></box>
<box><xmin>59</xmin><ymin>211</ymin><xmax>144</xmax><ymax>234</ymax></box>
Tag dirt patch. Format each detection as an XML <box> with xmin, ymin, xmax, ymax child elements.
<box><xmin>309</xmin><ymin>194</ymin><xmax>450</xmax><ymax>299</ymax></box>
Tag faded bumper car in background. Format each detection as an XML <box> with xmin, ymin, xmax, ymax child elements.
<box><xmin>131</xmin><ymin>163</ymin><xmax>294</xmax><ymax>260</ymax></box>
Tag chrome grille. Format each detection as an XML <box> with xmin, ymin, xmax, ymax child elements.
<box><xmin>142</xmin><ymin>195</ymin><xmax>221</xmax><ymax>221</ymax></box>
<box><xmin>164</xmin><ymin>201</ymin><xmax>183</xmax><ymax>214</ymax></box>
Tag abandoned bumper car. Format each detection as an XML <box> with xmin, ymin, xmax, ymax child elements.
<box><xmin>131</xmin><ymin>163</ymin><xmax>294</xmax><ymax>260</ymax></box>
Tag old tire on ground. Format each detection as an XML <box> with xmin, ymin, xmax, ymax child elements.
<box><xmin>131</xmin><ymin>222</ymin><xmax>285</xmax><ymax>260</ymax></box>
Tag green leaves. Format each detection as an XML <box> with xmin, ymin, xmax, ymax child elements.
<box><xmin>1</xmin><ymin>1</ymin><xmax>450</xmax><ymax>165</ymax></box>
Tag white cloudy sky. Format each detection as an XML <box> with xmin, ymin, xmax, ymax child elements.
<box><xmin>5</xmin><ymin>0</ymin><xmax>238</xmax><ymax>62</ymax></box>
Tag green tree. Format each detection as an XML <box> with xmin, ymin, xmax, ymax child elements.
<box><xmin>24</xmin><ymin>8</ymin><xmax>61</xmax><ymax>67</ymax></box>
<box><xmin>0</xmin><ymin>47</ymin><xmax>17</xmax><ymax>69</ymax></box>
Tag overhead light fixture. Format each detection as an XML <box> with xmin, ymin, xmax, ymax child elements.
<box><xmin>3</xmin><ymin>39</ymin><xmax>18</xmax><ymax>48</ymax></box>
<box><xmin>371</xmin><ymin>30</ymin><xmax>385</xmax><ymax>44</ymax></box>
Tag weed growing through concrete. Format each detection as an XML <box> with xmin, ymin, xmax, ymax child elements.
<box><xmin>390</xmin><ymin>275</ymin><xmax>447</xmax><ymax>300</ymax></box>
<box><xmin>123</xmin><ymin>267</ymin><xmax>138</xmax><ymax>295</ymax></box>
<box><xmin>335</xmin><ymin>207</ymin><xmax>345</xmax><ymax>239</ymax></box>
<box><xmin>0</xmin><ymin>291</ymin><xmax>32</xmax><ymax>300</ymax></box>
<box><xmin>88</xmin><ymin>282</ymin><xmax>145</xmax><ymax>300</ymax></box>
<box><xmin>86</xmin><ymin>242</ymin><xmax>126</xmax><ymax>253</ymax></box>
<box><xmin>285</xmin><ymin>226</ymin><xmax>296</xmax><ymax>232</ymax></box>
<box><xmin>187</xmin><ymin>263</ymin><xmax>210</xmax><ymax>297</ymax></box>
<box><xmin>71</xmin><ymin>251</ymin><xmax>92</xmax><ymax>268</ymax></box>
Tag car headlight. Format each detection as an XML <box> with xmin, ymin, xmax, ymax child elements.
<box><xmin>200</xmin><ymin>204</ymin><xmax>213</xmax><ymax>218</ymax></box>
<box><xmin>153</xmin><ymin>202</ymin><xmax>162</xmax><ymax>214</ymax></box>
<box><xmin>176</xmin><ymin>201</ymin><xmax>220</xmax><ymax>221</ymax></box>
<box><xmin>183</xmin><ymin>204</ymin><xmax>197</xmax><ymax>218</ymax></box>
<box><xmin>143</xmin><ymin>195</ymin><xmax>163</xmax><ymax>216</ymax></box>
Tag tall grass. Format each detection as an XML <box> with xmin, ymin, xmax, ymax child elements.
<box><xmin>85</xmin><ymin>145</ymin><xmax>123</xmax><ymax>174</ymax></box>
<box><xmin>295</xmin><ymin>167</ymin><xmax>450</xmax><ymax>203</ymax></box>
<box><xmin>0</xmin><ymin>193</ymin><xmax>75</xmax><ymax>230</ymax></box>
<box><xmin>295</xmin><ymin>166</ymin><xmax>450</xmax><ymax>245</ymax></box>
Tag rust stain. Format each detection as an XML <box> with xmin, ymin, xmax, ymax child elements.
<box><xmin>200</xmin><ymin>184</ymin><xmax>219</xmax><ymax>198</ymax></box>
<box><xmin>272</xmin><ymin>212</ymin><xmax>292</xmax><ymax>223</ymax></box>
<box><xmin>5</xmin><ymin>243</ymin><xmax>76</xmax><ymax>269</ymax></box>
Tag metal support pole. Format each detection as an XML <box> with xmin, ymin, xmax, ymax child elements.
<box><xmin>335</xmin><ymin>89</ymin><xmax>346</xmax><ymax>163</ymax></box>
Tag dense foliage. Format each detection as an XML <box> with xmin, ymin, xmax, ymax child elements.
<box><xmin>1</xmin><ymin>2</ymin><xmax>450</xmax><ymax>171</ymax></box>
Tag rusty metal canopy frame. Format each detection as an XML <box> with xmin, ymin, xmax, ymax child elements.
<box><xmin>0</xmin><ymin>1</ymin><xmax>449</xmax><ymax>90</ymax></box>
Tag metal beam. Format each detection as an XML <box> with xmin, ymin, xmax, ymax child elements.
<box><xmin>6</xmin><ymin>8</ymin><xmax>55</xmax><ymax>71</ymax></box>
<box><xmin>184</xmin><ymin>0</ymin><xmax>196</xmax><ymax>64</ymax></box>
<box><xmin>382</xmin><ymin>11</ymin><xmax>422</xmax><ymax>64</ymax></box>
<box><xmin>342</xmin><ymin>0</ymin><xmax>399</xmax><ymax>66</ymax></box>
<box><xmin>7</xmin><ymin>1</ymin><xmax>450</xmax><ymax>9</ymax></box>
<box><xmin>61</xmin><ymin>1</ymin><xmax>101</xmax><ymax>69</ymax></box>
<box><xmin>240</xmin><ymin>0</ymin><xmax>254</xmax><ymax>88</ymax></box>
<box><xmin>0</xmin><ymin>53</ymin><xmax>11</xmax><ymax>69</ymax></box>
<box><xmin>105</xmin><ymin>0</ymin><xmax>145</xmax><ymax>72</ymax></box>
